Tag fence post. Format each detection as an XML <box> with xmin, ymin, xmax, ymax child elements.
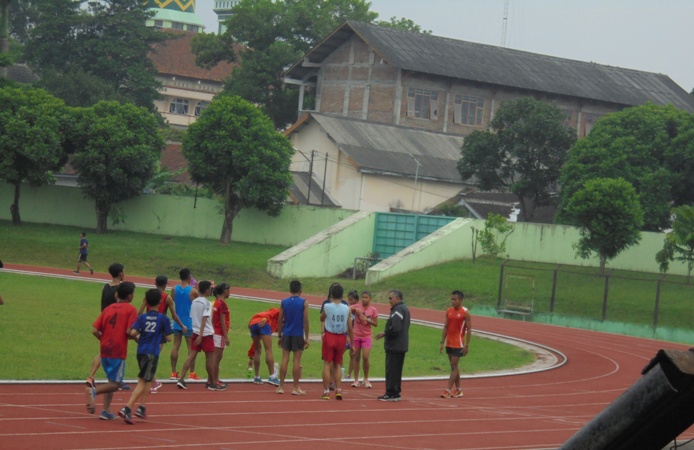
<box><xmin>497</xmin><ymin>259</ymin><xmax>509</xmax><ymax>309</ymax></box>
<box><xmin>602</xmin><ymin>273</ymin><xmax>610</xmax><ymax>322</ymax></box>
<box><xmin>550</xmin><ymin>265</ymin><xmax>560</xmax><ymax>314</ymax></box>
<box><xmin>653</xmin><ymin>278</ymin><xmax>663</xmax><ymax>330</ymax></box>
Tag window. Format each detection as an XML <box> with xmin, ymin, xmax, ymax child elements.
<box><xmin>154</xmin><ymin>20</ymin><xmax>163</xmax><ymax>28</ymax></box>
<box><xmin>453</xmin><ymin>94</ymin><xmax>485</xmax><ymax>126</ymax></box>
<box><xmin>187</xmin><ymin>25</ymin><xmax>199</xmax><ymax>33</ymax></box>
<box><xmin>171</xmin><ymin>22</ymin><xmax>184</xmax><ymax>30</ymax></box>
<box><xmin>169</xmin><ymin>98</ymin><xmax>189</xmax><ymax>115</ymax></box>
<box><xmin>194</xmin><ymin>101</ymin><xmax>209</xmax><ymax>116</ymax></box>
<box><xmin>407</xmin><ymin>88</ymin><xmax>438</xmax><ymax>119</ymax></box>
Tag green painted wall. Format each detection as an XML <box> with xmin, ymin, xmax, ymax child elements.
<box><xmin>1</xmin><ymin>183</ymin><xmax>684</xmax><ymax>280</ymax></box>
<box><xmin>366</xmin><ymin>219</ymin><xmax>686</xmax><ymax>284</ymax></box>
<box><xmin>367</xmin><ymin>218</ymin><xmax>475</xmax><ymax>284</ymax></box>
<box><xmin>0</xmin><ymin>183</ymin><xmax>355</xmax><ymax>247</ymax></box>
<box><xmin>267</xmin><ymin>211</ymin><xmax>375</xmax><ymax>279</ymax></box>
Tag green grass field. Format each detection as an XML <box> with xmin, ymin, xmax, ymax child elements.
<box><xmin>0</xmin><ymin>273</ymin><xmax>533</xmax><ymax>380</ymax></box>
<box><xmin>1</xmin><ymin>219</ymin><xmax>692</xmax><ymax>381</ymax></box>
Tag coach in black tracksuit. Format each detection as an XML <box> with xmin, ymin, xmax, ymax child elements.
<box><xmin>375</xmin><ymin>289</ymin><xmax>411</xmax><ymax>402</ymax></box>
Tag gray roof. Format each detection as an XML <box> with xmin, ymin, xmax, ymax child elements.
<box><xmin>299</xmin><ymin>113</ymin><xmax>465</xmax><ymax>183</ymax></box>
<box><xmin>6</xmin><ymin>64</ymin><xmax>39</xmax><ymax>84</ymax></box>
<box><xmin>287</xmin><ymin>21</ymin><xmax>694</xmax><ymax>112</ymax></box>
<box><xmin>290</xmin><ymin>171</ymin><xmax>339</xmax><ymax>207</ymax></box>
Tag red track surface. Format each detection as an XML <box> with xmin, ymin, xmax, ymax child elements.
<box><xmin>1</xmin><ymin>264</ymin><xmax>692</xmax><ymax>449</ymax></box>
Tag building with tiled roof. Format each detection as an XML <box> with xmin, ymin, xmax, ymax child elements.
<box><xmin>282</xmin><ymin>21</ymin><xmax>694</xmax><ymax>215</ymax></box>
<box><xmin>150</xmin><ymin>30</ymin><xmax>235</xmax><ymax>128</ymax></box>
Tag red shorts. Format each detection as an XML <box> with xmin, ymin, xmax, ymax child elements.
<box><xmin>191</xmin><ymin>333</ymin><xmax>214</xmax><ymax>353</ymax></box>
<box><xmin>321</xmin><ymin>332</ymin><xmax>346</xmax><ymax>364</ymax></box>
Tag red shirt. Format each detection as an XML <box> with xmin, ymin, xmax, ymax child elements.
<box><xmin>93</xmin><ymin>302</ymin><xmax>138</xmax><ymax>359</ymax></box>
<box><xmin>444</xmin><ymin>306</ymin><xmax>469</xmax><ymax>349</ymax></box>
<box><xmin>212</xmin><ymin>298</ymin><xmax>230</xmax><ymax>336</ymax></box>
<box><xmin>247</xmin><ymin>308</ymin><xmax>280</xmax><ymax>332</ymax></box>
<box><xmin>145</xmin><ymin>292</ymin><xmax>169</xmax><ymax>315</ymax></box>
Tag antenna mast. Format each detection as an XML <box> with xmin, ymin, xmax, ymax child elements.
<box><xmin>501</xmin><ymin>0</ymin><xmax>509</xmax><ymax>47</ymax></box>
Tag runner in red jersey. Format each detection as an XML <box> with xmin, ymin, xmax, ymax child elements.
<box><xmin>438</xmin><ymin>290</ymin><xmax>471</xmax><ymax>399</ymax></box>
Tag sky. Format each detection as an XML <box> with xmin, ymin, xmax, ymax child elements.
<box><xmin>196</xmin><ymin>0</ymin><xmax>694</xmax><ymax>92</ymax></box>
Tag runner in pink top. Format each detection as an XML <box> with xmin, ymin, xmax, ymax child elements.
<box><xmin>350</xmin><ymin>290</ymin><xmax>378</xmax><ymax>388</ymax></box>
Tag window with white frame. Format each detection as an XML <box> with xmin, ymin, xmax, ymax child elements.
<box><xmin>169</xmin><ymin>98</ymin><xmax>189</xmax><ymax>115</ymax></box>
<box><xmin>194</xmin><ymin>101</ymin><xmax>209</xmax><ymax>116</ymax></box>
<box><xmin>453</xmin><ymin>94</ymin><xmax>485</xmax><ymax>126</ymax></box>
<box><xmin>171</xmin><ymin>22</ymin><xmax>184</xmax><ymax>30</ymax></box>
<box><xmin>407</xmin><ymin>87</ymin><xmax>438</xmax><ymax>119</ymax></box>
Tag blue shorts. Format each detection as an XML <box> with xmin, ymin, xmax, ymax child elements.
<box><xmin>173</xmin><ymin>328</ymin><xmax>193</xmax><ymax>338</ymax></box>
<box><xmin>249</xmin><ymin>323</ymin><xmax>271</xmax><ymax>337</ymax></box>
<box><xmin>101</xmin><ymin>358</ymin><xmax>126</xmax><ymax>383</ymax></box>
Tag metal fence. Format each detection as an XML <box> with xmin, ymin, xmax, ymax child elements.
<box><xmin>496</xmin><ymin>259</ymin><xmax>694</xmax><ymax>331</ymax></box>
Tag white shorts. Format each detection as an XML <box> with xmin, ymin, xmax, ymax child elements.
<box><xmin>213</xmin><ymin>334</ymin><xmax>226</xmax><ymax>349</ymax></box>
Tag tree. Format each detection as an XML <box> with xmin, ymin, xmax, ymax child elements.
<box><xmin>69</xmin><ymin>101</ymin><xmax>164</xmax><ymax>233</ymax></box>
<box><xmin>0</xmin><ymin>85</ymin><xmax>66</xmax><ymax>225</ymax></box>
<box><xmin>457</xmin><ymin>97</ymin><xmax>576</xmax><ymax>221</ymax></box>
<box><xmin>656</xmin><ymin>205</ymin><xmax>694</xmax><ymax>283</ymax></box>
<box><xmin>192</xmin><ymin>0</ymin><xmax>424</xmax><ymax>129</ymax></box>
<box><xmin>375</xmin><ymin>17</ymin><xmax>431</xmax><ymax>34</ymax></box>
<box><xmin>558</xmin><ymin>103</ymin><xmax>694</xmax><ymax>231</ymax></box>
<box><xmin>16</xmin><ymin>0</ymin><xmax>165</xmax><ymax>109</ymax></box>
<box><xmin>564</xmin><ymin>177</ymin><xmax>643</xmax><ymax>274</ymax></box>
<box><xmin>478</xmin><ymin>213</ymin><xmax>515</xmax><ymax>258</ymax></box>
<box><xmin>182</xmin><ymin>96</ymin><xmax>294</xmax><ymax>244</ymax></box>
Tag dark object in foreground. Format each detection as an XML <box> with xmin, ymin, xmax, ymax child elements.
<box><xmin>561</xmin><ymin>348</ymin><xmax>694</xmax><ymax>450</ymax></box>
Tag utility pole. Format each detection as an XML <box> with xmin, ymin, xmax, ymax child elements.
<box><xmin>411</xmin><ymin>156</ymin><xmax>422</xmax><ymax>212</ymax></box>
<box><xmin>0</xmin><ymin>0</ymin><xmax>10</xmax><ymax>79</ymax></box>
<box><xmin>306</xmin><ymin>150</ymin><xmax>315</xmax><ymax>205</ymax></box>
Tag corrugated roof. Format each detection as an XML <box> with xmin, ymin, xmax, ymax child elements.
<box><xmin>149</xmin><ymin>31</ymin><xmax>235</xmax><ymax>82</ymax></box>
<box><xmin>287</xmin><ymin>22</ymin><xmax>694</xmax><ymax>112</ymax></box>
<box><xmin>289</xmin><ymin>171</ymin><xmax>339</xmax><ymax>207</ymax></box>
<box><xmin>304</xmin><ymin>113</ymin><xmax>465</xmax><ymax>183</ymax></box>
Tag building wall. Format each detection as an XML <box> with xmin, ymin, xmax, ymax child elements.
<box><xmin>313</xmin><ymin>35</ymin><xmax>619</xmax><ymax>138</ymax></box>
<box><xmin>288</xmin><ymin>121</ymin><xmax>461</xmax><ymax>212</ymax></box>
<box><xmin>154</xmin><ymin>76</ymin><xmax>223</xmax><ymax>127</ymax></box>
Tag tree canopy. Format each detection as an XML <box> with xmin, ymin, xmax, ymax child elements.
<box><xmin>457</xmin><ymin>97</ymin><xmax>576</xmax><ymax>221</ymax></box>
<box><xmin>0</xmin><ymin>85</ymin><xmax>67</xmax><ymax>225</ymax></box>
<box><xmin>656</xmin><ymin>205</ymin><xmax>694</xmax><ymax>282</ymax></box>
<box><xmin>69</xmin><ymin>101</ymin><xmax>164</xmax><ymax>233</ymax></box>
<box><xmin>182</xmin><ymin>96</ymin><xmax>294</xmax><ymax>244</ymax></box>
<box><xmin>12</xmin><ymin>0</ymin><xmax>165</xmax><ymax>109</ymax></box>
<box><xmin>558</xmin><ymin>103</ymin><xmax>694</xmax><ymax>231</ymax></box>
<box><xmin>192</xmin><ymin>0</ymin><xmax>422</xmax><ymax>129</ymax></box>
<box><xmin>564</xmin><ymin>177</ymin><xmax>643</xmax><ymax>274</ymax></box>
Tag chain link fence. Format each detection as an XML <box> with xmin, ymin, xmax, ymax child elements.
<box><xmin>496</xmin><ymin>259</ymin><xmax>694</xmax><ymax>332</ymax></box>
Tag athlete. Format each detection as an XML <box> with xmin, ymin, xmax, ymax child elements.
<box><xmin>438</xmin><ymin>290</ymin><xmax>472</xmax><ymax>399</ymax></box>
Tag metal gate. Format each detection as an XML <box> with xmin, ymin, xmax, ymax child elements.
<box><xmin>372</xmin><ymin>212</ymin><xmax>455</xmax><ymax>259</ymax></box>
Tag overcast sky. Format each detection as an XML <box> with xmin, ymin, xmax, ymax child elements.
<box><xmin>196</xmin><ymin>0</ymin><xmax>694</xmax><ymax>92</ymax></box>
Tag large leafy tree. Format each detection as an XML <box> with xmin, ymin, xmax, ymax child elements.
<box><xmin>192</xmin><ymin>0</ymin><xmax>426</xmax><ymax>129</ymax></box>
<box><xmin>15</xmin><ymin>0</ymin><xmax>165</xmax><ymax>109</ymax></box>
<box><xmin>70</xmin><ymin>101</ymin><xmax>164</xmax><ymax>233</ymax></box>
<box><xmin>182</xmin><ymin>96</ymin><xmax>294</xmax><ymax>244</ymax></box>
<box><xmin>564</xmin><ymin>177</ymin><xmax>643</xmax><ymax>274</ymax></box>
<box><xmin>656</xmin><ymin>205</ymin><xmax>694</xmax><ymax>283</ymax></box>
<box><xmin>0</xmin><ymin>85</ymin><xmax>67</xmax><ymax>225</ymax></box>
<box><xmin>458</xmin><ymin>97</ymin><xmax>576</xmax><ymax>221</ymax></box>
<box><xmin>558</xmin><ymin>103</ymin><xmax>694</xmax><ymax>231</ymax></box>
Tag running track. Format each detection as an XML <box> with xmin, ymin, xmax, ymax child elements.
<box><xmin>1</xmin><ymin>264</ymin><xmax>692</xmax><ymax>450</ymax></box>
